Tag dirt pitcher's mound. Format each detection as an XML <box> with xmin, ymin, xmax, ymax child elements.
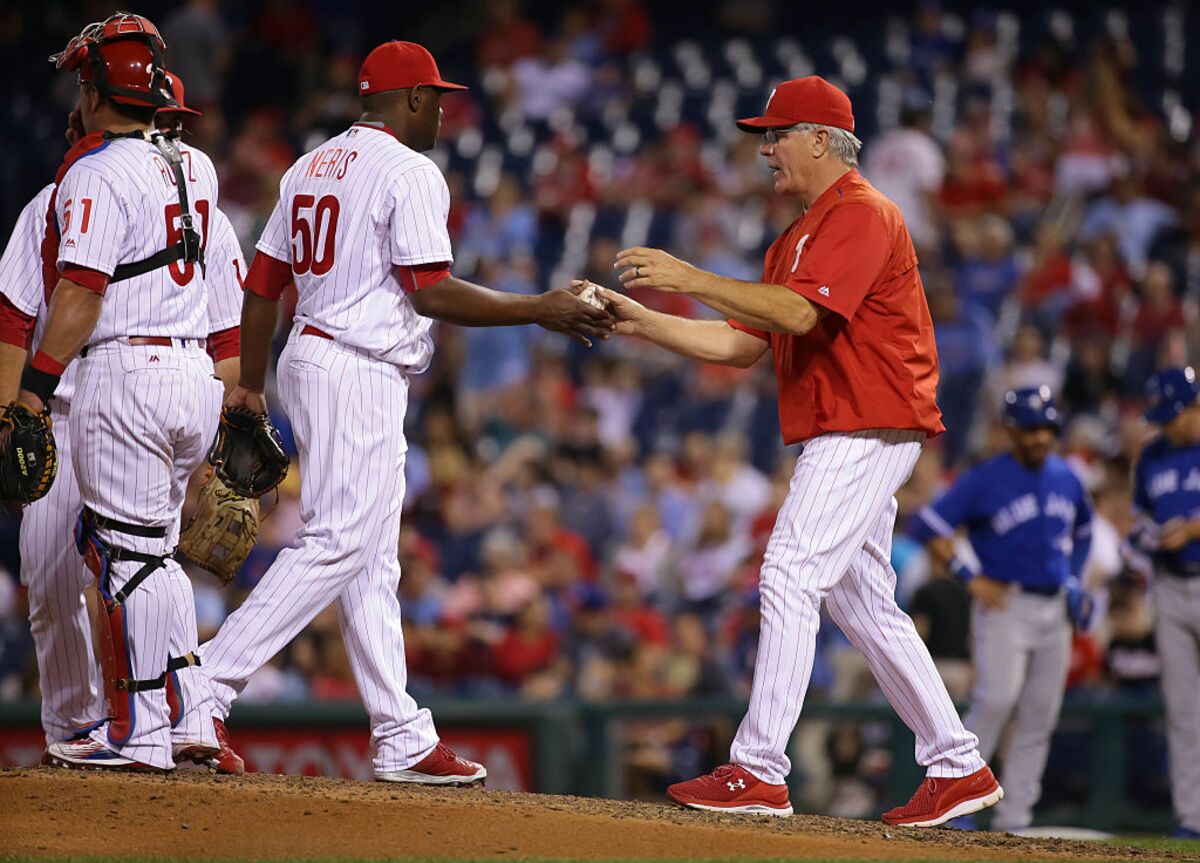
<box><xmin>0</xmin><ymin>768</ymin><xmax>1183</xmax><ymax>862</ymax></box>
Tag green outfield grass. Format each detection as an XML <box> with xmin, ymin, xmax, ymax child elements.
<box><xmin>1106</xmin><ymin>836</ymin><xmax>1200</xmax><ymax>854</ymax></box>
<box><xmin>0</xmin><ymin>858</ymin><xmax>1146</xmax><ymax>863</ymax></box>
<box><xmin>0</xmin><ymin>859</ymin><xmax>1137</xmax><ymax>863</ymax></box>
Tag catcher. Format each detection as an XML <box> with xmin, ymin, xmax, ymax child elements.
<box><xmin>0</xmin><ymin>60</ymin><xmax>250</xmax><ymax>773</ymax></box>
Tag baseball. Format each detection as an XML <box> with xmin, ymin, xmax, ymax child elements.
<box><xmin>578</xmin><ymin>281</ymin><xmax>609</xmax><ymax>310</ymax></box>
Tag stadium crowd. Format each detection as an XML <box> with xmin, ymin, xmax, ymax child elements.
<box><xmin>0</xmin><ymin>0</ymin><xmax>1196</xmax><ymax>816</ymax></box>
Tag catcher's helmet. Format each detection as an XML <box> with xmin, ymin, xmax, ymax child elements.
<box><xmin>1144</xmin><ymin>367</ymin><xmax>1199</xmax><ymax>424</ymax></box>
<box><xmin>1003</xmin><ymin>386</ymin><xmax>1061</xmax><ymax>430</ymax></box>
<box><xmin>50</xmin><ymin>12</ymin><xmax>176</xmax><ymax>110</ymax></box>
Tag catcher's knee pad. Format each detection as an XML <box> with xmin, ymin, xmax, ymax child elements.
<box><xmin>74</xmin><ymin>508</ymin><xmax>200</xmax><ymax>743</ymax></box>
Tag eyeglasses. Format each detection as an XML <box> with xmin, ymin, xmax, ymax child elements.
<box><xmin>762</xmin><ymin>126</ymin><xmax>800</xmax><ymax>147</ymax></box>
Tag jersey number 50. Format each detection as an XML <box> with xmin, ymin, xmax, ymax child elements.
<box><xmin>291</xmin><ymin>194</ymin><xmax>340</xmax><ymax>276</ymax></box>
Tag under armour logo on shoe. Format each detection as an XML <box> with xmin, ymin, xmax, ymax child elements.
<box><xmin>727</xmin><ymin>778</ymin><xmax>746</xmax><ymax>791</ymax></box>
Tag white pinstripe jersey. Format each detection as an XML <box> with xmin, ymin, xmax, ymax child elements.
<box><xmin>257</xmin><ymin>123</ymin><xmax>453</xmax><ymax>371</ymax></box>
<box><xmin>54</xmin><ymin>136</ymin><xmax>219</xmax><ymax>343</ymax></box>
<box><xmin>2</xmin><ymin>184</ymin><xmax>245</xmax><ymax>406</ymax></box>
<box><xmin>3</xmin><ymin>184</ymin><xmax>79</xmax><ymax>405</ymax></box>
<box><xmin>204</xmin><ymin>206</ymin><xmax>248</xmax><ymax>333</ymax></box>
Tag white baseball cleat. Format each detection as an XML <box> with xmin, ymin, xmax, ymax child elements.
<box><xmin>46</xmin><ymin>738</ymin><xmax>164</xmax><ymax>772</ymax></box>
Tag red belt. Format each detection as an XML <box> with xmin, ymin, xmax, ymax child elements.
<box><xmin>301</xmin><ymin>325</ymin><xmax>333</xmax><ymax>340</ymax></box>
<box><xmin>81</xmin><ymin>336</ymin><xmax>205</xmax><ymax>357</ymax></box>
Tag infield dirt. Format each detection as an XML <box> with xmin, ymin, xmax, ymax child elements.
<box><xmin>0</xmin><ymin>768</ymin><xmax>1190</xmax><ymax>862</ymax></box>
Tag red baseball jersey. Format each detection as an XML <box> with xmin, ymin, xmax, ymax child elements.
<box><xmin>731</xmin><ymin>169</ymin><xmax>943</xmax><ymax>444</ymax></box>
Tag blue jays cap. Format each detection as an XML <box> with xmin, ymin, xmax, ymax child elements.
<box><xmin>1003</xmin><ymin>386</ymin><xmax>1061</xmax><ymax>430</ymax></box>
<box><xmin>1144</xmin><ymin>367</ymin><xmax>1200</xmax><ymax>424</ymax></box>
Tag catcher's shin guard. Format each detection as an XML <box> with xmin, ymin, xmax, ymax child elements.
<box><xmin>75</xmin><ymin>508</ymin><xmax>199</xmax><ymax>744</ymax></box>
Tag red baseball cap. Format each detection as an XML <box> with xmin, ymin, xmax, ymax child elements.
<box><xmin>158</xmin><ymin>70</ymin><xmax>202</xmax><ymax>117</ymax></box>
<box><xmin>736</xmin><ymin>76</ymin><xmax>854</xmax><ymax>133</ymax></box>
<box><xmin>357</xmin><ymin>41</ymin><xmax>467</xmax><ymax>96</ymax></box>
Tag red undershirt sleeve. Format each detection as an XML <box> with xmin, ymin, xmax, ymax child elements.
<box><xmin>396</xmin><ymin>262</ymin><xmax>451</xmax><ymax>294</ymax></box>
<box><xmin>0</xmin><ymin>295</ymin><xmax>35</xmax><ymax>349</ymax></box>
<box><xmin>59</xmin><ymin>264</ymin><xmax>110</xmax><ymax>295</ymax></box>
<box><xmin>207</xmin><ymin>326</ymin><xmax>241</xmax><ymax>361</ymax></box>
<box><xmin>243</xmin><ymin>251</ymin><xmax>292</xmax><ymax>300</ymax></box>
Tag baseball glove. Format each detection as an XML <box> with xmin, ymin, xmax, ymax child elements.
<box><xmin>208</xmin><ymin>406</ymin><xmax>289</xmax><ymax>498</ymax></box>
<box><xmin>0</xmin><ymin>401</ymin><xmax>58</xmax><ymax>503</ymax></box>
<box><xmin>177</xmin><ymin>469</ymin><xmax>260</xmax><ymax>585</ymax></box>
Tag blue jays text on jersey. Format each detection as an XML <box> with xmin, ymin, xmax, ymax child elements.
<box><xmin>911</xmin><ymin>454</ymin><xmax>1093</xmax><ymax>591</ymax></box>
<box><xmin>1132</xmin><ymin>436</ymin><xmax>1200</xmax><ymax>576</ymax></box>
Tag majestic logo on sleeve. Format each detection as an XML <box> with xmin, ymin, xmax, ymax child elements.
<box><xmin>818</xmin><ymin>286</ymin><xmax>830</xmax><ymax>296</ymax></box>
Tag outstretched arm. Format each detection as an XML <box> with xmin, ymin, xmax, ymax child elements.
<box><xmin>614</xmin><ymin>248</ymin><xmax>825</xmax><ymax>335</ymax></box>
<box><xmin>409</xmin><ymin>276</ymin><xmax>614</xmax><ymax>347</ymax></box>
<box><xmin>594</xmin><ymin>286</ymin><xmax>768</xmax><ymax>368</ymax></box>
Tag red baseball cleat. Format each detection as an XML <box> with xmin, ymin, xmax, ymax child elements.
<box><xmin>211</xmin><ymin>718</ymin><xmax>245</xmax><ymax>775</ymax></box>
<box><xmin>667</xmin><ymin>764</ymin><xmax>793</xmax><ymax>816</ymax></box>
<box><xmin>174</xmin><ymin>718</ymin><xmax>245</xmax><ymax>775</ymax></box>
<box><xmin>882</xmin><ymin>765</ymin><xmax>1003</xmax><ymax>827</ymax></box>
<box><xmin>376</xmin><ymin>742</ymin><xmax>487</xmax><ymax>786</ymax></box>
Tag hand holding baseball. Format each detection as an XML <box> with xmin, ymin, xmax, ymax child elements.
<box><xmin>615</xmin><ymin>247</ymin><xmax>696</xmax><ymax>293</ymax></box>
<box><xmin>535</xmin><ymin>288</ymin><xmax>615</xmax><ymax>347</ymax></box>
<box><xmin>570</xmin><ymin>279</ymin><xmax>610</xmax><ymax>310</ymax></box>
<box><xmin>571</xmin><ymin>281</ymin><xmax>647</xmax><ymax>336</ymax></box>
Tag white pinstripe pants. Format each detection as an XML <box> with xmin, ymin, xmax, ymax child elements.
<box><xmin>20</xmin><ymin>405</ymin><xmax>104</xmax><ymax>745</ymax></box>
<box><xmin>730</xmin><ymin>430</ymin><xmax>983</xmax><ymax>785</ymax></box>
<box><xmin>73</xmin><ymin>342</ymin><xmax>222</xmax><ymax>768</ymax></box>
<box><xmin>197</xmin><ymin>328</ymin><xmax>437</xmax><ymax>774</ymax></box>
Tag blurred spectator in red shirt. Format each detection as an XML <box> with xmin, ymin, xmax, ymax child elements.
<box><xmin>597</xmin><ymin>0</ymin><xmax>652</xmax><ymax>55</ymax></box>
<box><xmin>1062</xmin><ymin>234</ymin><xmax>1133</xmax><ymax>340</ymax></box>
<box><xmin>611</xmin><ymin>573</ymin><xmax>670</xmax><ymax>647</ymax></box>
<box><xmin>495</xmin><ymin>597</ymin><xmax>562</xmax><ymax>690</ymax></box>
<box><xmin>938</xmin><ymin>130</ymin><xmax>1008</xmax><ymax>219</ymax></box>
<box><xmin>477</xmin><ymin>0</ymin><xmax>542</xmax><ymax>69</ymax></box>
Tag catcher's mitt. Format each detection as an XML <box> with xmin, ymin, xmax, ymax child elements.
<box><xmin>0</xmin><ymin>401</ymin><xmax>58</xmax><ymax>503</ymax></box>
<box><xmin>177</xmin><ymin>470</ymin><xmax>260</xmax><ymax>585</ymax></box>
<box><xmin>208</xmin><ymin>406</ymin><xmax>289</xmax><ymax>498</ymax></box>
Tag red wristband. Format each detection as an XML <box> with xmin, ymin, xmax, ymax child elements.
<box><xmin>30</xmin><ymin>350</ymin><xmax>66</xmax><ymax>375</ymax></box>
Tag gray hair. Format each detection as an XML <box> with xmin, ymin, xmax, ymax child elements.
<box><xmin>793</xmin><ymin>122</ymin><xmax>863</xmax><ymax>167</ymax></box>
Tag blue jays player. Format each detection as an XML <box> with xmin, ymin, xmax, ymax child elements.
<box><xmin>911</xmin><ymin>387</ymin><xmax>1094</xmax><ymax>832</ymax></box>
<box><xmin>1131</xmin><ymin>368</ymin><xmax>1200</xmax><ymax>839</ymax></box>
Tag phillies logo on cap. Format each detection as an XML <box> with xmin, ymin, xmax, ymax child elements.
<box><xmin>736</xmin><ymin>76</ymin><xmax>854</xmax><ymax>133</ymax></box>
<box><xmin>356</xmin><ymin>41</ymin><xmax>467</xmax><ymax>96</ymax></box>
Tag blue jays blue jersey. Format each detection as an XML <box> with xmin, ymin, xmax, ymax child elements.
<box><xmin>1132</xmin><ymin>436</ymin><xmax>1200</xmax><ymax>576</ymax></box>
<box><xmin>912</xmin><ymin>454</ymin><xmax>1093</xmax><ymax>590</ymax></box>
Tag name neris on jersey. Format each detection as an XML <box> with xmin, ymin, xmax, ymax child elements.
<box><xmin>303</xmin><ymin>146</ymin><xmax>359</xmax><ymax>180</ymax></box>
